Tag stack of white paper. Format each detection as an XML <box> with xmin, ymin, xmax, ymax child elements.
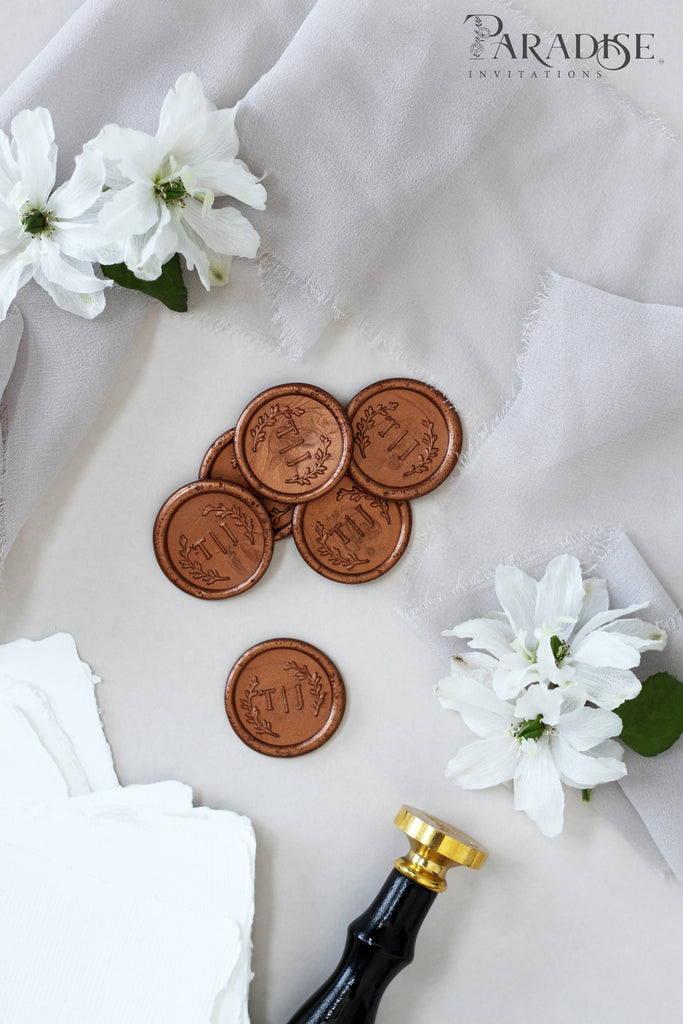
<box><xmin>0</xmin><ymin>633</ymin><xmax>255</xmax><ymax>1024</ymax></box>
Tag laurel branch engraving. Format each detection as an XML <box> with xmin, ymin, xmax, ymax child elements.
<box><xmin>240</xmin><ymin>676</ymin><xmax>279</xmax><ymax>737</ymax></box>
<box><xmin>314</xmin><ymin>521</ymin><xmax>370</xmax><ymax>571</ymax></box>
<box><xmin>284</xmin><ymin>661</ymin><xmax>327</xmax><ymax>718</ymax></box>
<box><xmin>336</xmin><ymin>484</ymin><xmax>391</xmax><ymax>524</ymax></box>
<box><xmin>250</xmin><ymin>404</ymin><xmax>305</xmax><ymax>453</ymax></box>
<box><xmin>285</xmin><ymin>435</ymin><xmax>331</xmax><ymax>486</ymax></box>
<box><xmin>201</xmin><ymin>502</ymin><xmax>255</xmax><ymax>545</ymax></box>
<box><xmin>402</xmin><ymin>419</ymin><xmax>439</xmax><ymax>478</ymax></box>
<box><xmin>353</xmin><ymin>401</ymin><xmax>399</xmax><ymax>459</ymax></box>
<box><xmin>177</xmin><ymin>535</ymin><xmax>231</xmax><ymax>586</ymax></box>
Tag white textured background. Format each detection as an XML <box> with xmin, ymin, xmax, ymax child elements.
<box><xmin>1</xmin><ymin>4</ymin><xmax>682</xmax><ymax>1024</ymax></box>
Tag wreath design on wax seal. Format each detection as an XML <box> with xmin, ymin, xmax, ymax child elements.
<box><xmin>240</xmin><ymin>676</ymin><xmax>279</xmax><ymax>737</ymax></box>
<box><xmin>314</xmin><ymin>521</ymin><xmax>370</xmax><ymax>571</ymax></box>
<box><xmin>177</xmin><ymin>535</ymin><xmax>232</xmax><ymax>586</ymax></box>
<box><xmin>336</xmin><ymin>484</ymin><xmax>391</xmax><ymax>524</ymax></box>
<box><xmin>353</xmin><ymin>401</ymin><xmax>399</xmax><ymax>459</ymax></box>
<box><xmin>402</xmin><ymin>419</ymin><xmax>439</xmax><ymax>478</ymax></box>
<box><xmin>201</xmin><ymin>502</ymin><xmax>256</xmax><ymax>545</ymax></box>
<box><xmin>285</xmin><ymin>435</ymin><xmax>331</xmax><ymax>486</ymax></box>
<box><xmin>284</xmin><ymin>661</ymin><xmax>327</xmax><ymax>717</ymax></box>
<box><xmin>249</xmin><ymin>404</ymin><xmax>305</xmax><ymax>453</ymax></box>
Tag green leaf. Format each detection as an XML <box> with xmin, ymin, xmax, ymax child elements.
<box><xmin>615</xmin><ymin>672</ymin><xmax>683</xmax><ymax>757</ymax></box>
<box><xmin>102</xmin><ymin>253</ymin><xmax>188</xmax><ymax>312</ymax></box>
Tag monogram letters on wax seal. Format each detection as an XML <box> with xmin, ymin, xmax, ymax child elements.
<box><xmin>225</xmin><ymin>638</ymin><xmax>345</xmax><ymax>757</ymax></box>
<box><xmin>292</xmin><ymin>474</ymin><xmax>411</xmax><ymax>584</ymax></box>
<box><xmin>233</xmin><ymin>383</ymin><xmax>354</xmax><ymax>504</ymax></box>
<box><xmin>199</xmin><ymin>427</ymin><xmax>294</xmax><ymax>540</ymax></box>
<box><xmin>153</xmin><ymin>480</ymin><xmax>274</xmax><ymax>599</ymax></box>
<box><xmin>346</xmin><ymin>378</ymin><xmax>462</xmax><ymax>500</ymax></box>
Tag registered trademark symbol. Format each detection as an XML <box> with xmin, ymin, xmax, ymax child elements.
<box><xmin>659</xmin><ymin>58</ymin><xmax>665</xmax><ymax>64</ymax></box>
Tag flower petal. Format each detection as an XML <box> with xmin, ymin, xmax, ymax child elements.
<box><xmin>208</xmin><ymin>253</ymin><xmax>232</xmax><ymax>286</ymax></box>
<box><xmin>33</xmin><ymin>266</ymin><xmax>107</xmax><ymax>319</ymax></box>
<box><xmin>88</xmin><ymin>123</ymin><xmax>162</xmax><ymax>185</ymax></box>
<box><xmin>183</xmin><ymin>158</ymin><xmax>266</xmax><ymax>209</ymax></box>
<box><xmin>491</xmin><ymin>662</ymin><xmax>540</xmax><ymax>701</ymax></box>
<box><xmin>436</xmin><ymin>659</ymin><xmax>512</xmax><ymax>737</ymax></box>
<box><xmin>156</xmin><ymin>72</ymin><xmax>215</xmax><ymax>156</ymax></box>
<box><xmin>98</xmin><ymin>182</ymin><xmax>160</xmax><ymax>241</ymax></box>
<box><xmin>555</xmin><ymin>705</ymin><xmax>623</xmax><ymax>751</ymax></box>
<box><xmin>445</xmin><ymin>735</ymin><xmax>518</xmax><ymax>789</ymax></box>
<box><xmin>601</xmin><ymin>618</ymin><xmax>667</xmax><ymax>653</ymax></box>
<box><xmin>0</xmin><ymin>129</ymin><xmax>19</xmax><ymax>195</ymax></box>
<box><xmin>447</xmin><ymin>613</ymin><xmax>514</xmax><ymax>660</ymax></box>
<box><xmin>534</xmin><ymin>554</ymin><xmax>584</xmax><ymax>637</ymax></box>
<box><xmin>549</xmin><ymin>733</ymin><xmax>626</xmax><ymax>788</ymax></box>
<box><xmin>494</xmin><ymin>564</ymin><xmax>537</xmax><ymax>639</ymax></box>
<box><xmin>10</xmin><ymin>108</ymin><xmax>56</xmax><ymax>205</ymax></box>
<box><xmin>180</xmin><ymin>200</ymin><xmax>260</xmax><ymax>258</ymax></box>
<box><xmin>0</xmin><ymin>250</ymin><xmax>33</xmax><ymax>320</ymax></box>
<box><xmin>572</xmin><ymin>631</ymin><xmax>641</xmax><ymax>670</ymax></box>
<box><xmin>575</xmin><ymin>577</ymin><xmax>609</xmax><ymax>632</ymax></box>
<box><xmin>173</xmin><ymin>217</ymin><xmax>210</xmax><ymax>287</ymax></box>
<box><xmin>122</xmin><ymin>206</ymin><xmax>176</xmax><ymax>281</ymax></box>
<box><xmin>37</xmin><ymin>241</ymin><xmax>108</xmax><ymax>294</ymax></box>
<box><xmin>515</xmin><ymin>684</ymin><xmax>564</xmax><ymax>726</ymax></box>
<box><xmin>55</xmin><ymin>217</ymin><xmax>125</xmax><ymax>265</ymax></box>
<box><xmin>50</xmin><ymin>149</ymin><xmax>106</xmax><ymax>221</ymax></box>
<box><xmin>570</xmin><ymin>663</ymin><xmax>641</xmax><ymax>709</ymax></box>
<box><xmin>572</xmin><ymin>602</ymin><xmax>648</xmax><ymax>647</ymax></box>
<box><xmin>513</xmin><ymin>736</ymin><xmax>564</xmax><ymax>836</ymax></box>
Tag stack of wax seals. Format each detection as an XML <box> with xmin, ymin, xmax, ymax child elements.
<box><xmin>153</xmin><ymin>378</ymin><xmax>462</xmax><ymax>598</ymax></box>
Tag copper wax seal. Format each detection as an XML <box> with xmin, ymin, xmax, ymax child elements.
<box><xmin>225</xmin><ymin>638</ymin><xmax>346</xmax><ymax>757</ymax></box>
<box><xmin>233</xmin><ymin>383</ymin><xmax>354</xmax><ymax>504</ymax></box>
<box><xmin>200</xmin><ymin>429</ymin><xmax>293</xmax><ymax>540</ymax></box>
<box><xmin>347</xmin><ymin>378</ymin><xmax>462</xmax><ymax>500</ymax></box>
<box><xmin>292</xmin><ymin>475</ymin><xmax>411</xmax><ymax>584</ymax></box>
<box><xmin>153</xmin><ymin>480</ymin><xmax>274</xmax><ymax>599</ymax></box>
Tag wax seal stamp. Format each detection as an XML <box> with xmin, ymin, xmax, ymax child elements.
<box><xmin>233</xmin><ymin>383</ymin><xmax>354</xmax><ymax>504</ymax></box>
<box><xmin>347</xmin><ymin>378</ymin><xmax>462</xmax><ymax>500</ymax></box>
<box><xmin>200</xmin><ymin>428</ymin><xmax>293</xmax><ymax>540</ymax></box>
<box><xmin>291</xmin><ymin>474</ymin><xmax>411</xmax><ymax>584</ymax></box>
<box><xmin>153</xmin><ymin>480</ymin><xmax>274</xmax><ymax>599</ymax></box>
<box><xmin>225</xmin><ymin>638</ymin><xmax>345</xmax><ymax>757</ymax></box>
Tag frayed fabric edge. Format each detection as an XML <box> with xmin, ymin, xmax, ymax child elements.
<box><xmin>398</xmin><ymin>521</ymin><xmax>626</xmax><ymax>625</ymax></box>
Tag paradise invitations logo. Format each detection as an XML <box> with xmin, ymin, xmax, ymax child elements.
<box><xmin>465</xmin><ymin>14</ymin><xmax>656</xmax><ymax>79</ymax></box>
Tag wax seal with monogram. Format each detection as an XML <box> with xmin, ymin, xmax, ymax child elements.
<box><xmin>225</xmin><ymin>638</ymin><xmax>346</xmax><ymax>757</ymax></box>
<box><xmin>347</xmin><ymin>378</ymin><xmax>462</xmax><ymax>500</ymax></box>
<box><xmin>233</xmin><ymin>383</ymin><xmax>354</xmax><ymax>504</ymax></box>
<box><xmin>153</xmin><ymin>480</ymin><xmax>274</xmax><ymax>599</ymax></box>
<box><xmin>291</xmin><ymin>474</ymin><xmax>411</xmax><ymax>584</ymax></box>
<box><xmin>200</xmin><ymin>428</ymin><xmax>294</xmax><ymax>541</ymax></box>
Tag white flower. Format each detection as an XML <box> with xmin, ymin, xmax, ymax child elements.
<box><xmin>443</xmin><ymin>554</ymin><xmax>666</xmax><ymax>709</ymax></box>
<box><xmin>437</xmin><ymin>667</ymin><xmax>626</xmax><ymax>836</ymax></box>
<box><xmin>87</xmin><ymin>73</ymin><xmax>266</xmax><ymax>288</ymax></box>
<box><xmin>0</xmin><ymin>108</ymin><xmax>117</xmax><ymax>320</ymax></box>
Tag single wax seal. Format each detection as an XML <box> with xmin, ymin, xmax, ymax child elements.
<box><xmin>200</xmin><ymin>429</ymin><xmax>293</xmax><ymax>541</ymax></box>
<box><xmin>233</xmin><ymin>383</ymin><xmax>353</xmax><ymax>504</ymax></box>
<box><xmin>347</xmin><ymin>378</ymin><xmax>462</xmax><ymax>500</ymax></box>
<box><xmin>153</xmin><ymin>480</ymin><xmax>274</xmax><ymax>599</ymax></box>
<box><xmin>291</xmin><ymin>475</ymin><xmax>411</xmax><ymax>584</ymax></box>
<box><xmin>225</xmin><ymin>638</ymin><xmax>345</xmax><ymax>757</ymax></box>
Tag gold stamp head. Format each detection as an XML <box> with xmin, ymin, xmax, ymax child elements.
<box><xmin>394</xmin><ymin>806</ymin><xmax>488</xmax><ymax>892</ymax></box>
